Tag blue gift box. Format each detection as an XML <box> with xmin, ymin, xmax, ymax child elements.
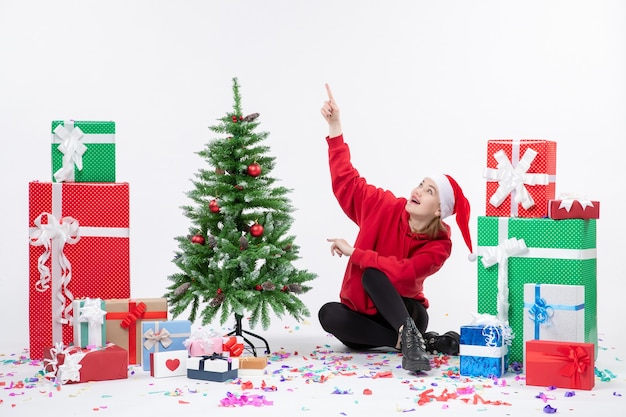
<box><xmin>187</xmin><ymin>354</ymin><xmax>239</xmax><ymax>382</ymax></box>
<box><xmin>459</xmin><ymin>324</ymin><xmax>509</xmax><ymax>378</ymax></box>
<box><xmin>141</xmin><ymin>320</ymin><xmax>191</xmax><ymax>371</ymax></box>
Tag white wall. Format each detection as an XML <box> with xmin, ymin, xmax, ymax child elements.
<box><xmin>1</xmin><ymin>0</ymin><xmax>624</xmax><ymax>351</ymax></box>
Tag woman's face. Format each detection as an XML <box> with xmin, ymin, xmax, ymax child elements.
<box><xmin>405</xmin><ymin>177</ymin><xmax>441</xmax><ymax>220</ymax></box>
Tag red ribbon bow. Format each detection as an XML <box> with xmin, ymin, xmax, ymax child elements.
<box><xmin>120</xmin><ymin>302</ymin><xmax>147</xmax><ymax>329</ymax></box>
<box><xmin>557</xmin><ymin>345</ymin><xmax>590</xmax><ymax>378</ymax></box>
<box><xmin>222</xmin><ymin>336</ymin><xmax>244</xmax><ymax>357</ymax></box>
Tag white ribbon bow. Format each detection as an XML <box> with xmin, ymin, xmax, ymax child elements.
<box><xmin>484</xmin><ymin>148</ymin><xmax>550</xmax><ymax>211</ymax></box>
<box><xmin>44</xmin><ymin>343</ymin><xmax>86</xmax><ymax>384</ymax></box>
<box><xmin>557</xmin><ymin>193</ymin><xmax>595</xmax><ymax>212</ymax></box>
<box><xmin>480</xmin><ymin>237</ymin><xmax>528</xmax><ymax>324</ymax></box>
<box><xmin>29</xmin><ymin>212</ymin><xmax>80</xmax><ymax>324</ymax></box>
<box><xmin>143</xmin><ymin>328</ymin><xmax>173</xmax><ymax>350</ymax></box>
<box><xmin>53</xmin><ymin>122</ymin><xmax>87</xmax><ymax>183</ymax></box>
<box><xmin>78</xmin><ymin>298</ymin><xmax>106</xmax><ymax>327</ymax></box>
<box><xmin>470</xmin><ymin>313</ymin><xmax>514</xmax><ymax>347</ymax></box>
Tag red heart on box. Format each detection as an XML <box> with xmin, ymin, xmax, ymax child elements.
<box><xmin>166</xmin><ymin>359</ymin><xmax>180</xmax><ymax>371</ymax></box>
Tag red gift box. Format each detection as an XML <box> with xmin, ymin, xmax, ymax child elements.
<box><xmin>525</xmin><ymin>340</ymin><xmax>595</xmax><ymax>390</ymax></box>
<box><xmin>484</xmin><ymin>140</ymin><xmax>557</xmax><ymax>218</ymax></box>
<box><xmin>28</xmin><ymin>182</ymin><xmax>130</xmax><ymax>360</ymax></box>
<box><xmin>43</xmin><ymin>343</ymin><xmax>128</xmax><ymax>384</ymax></box>
<box><xmin>104</xmin><ymin>298</ymin><xmax>168</xmax><ymax>365</ymax></box>
<box><xmin>548</xmin><ymin>199</ymin><xmax>600</xmax><ymax>220</ymax></box>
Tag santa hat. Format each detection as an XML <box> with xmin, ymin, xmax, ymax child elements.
<box><xmin>431</xmin><ymin>174</ymin><xmax>475</xmax><ymax>261</ymax></box>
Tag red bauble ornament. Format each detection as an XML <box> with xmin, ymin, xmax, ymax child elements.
<box><xmin>247</xmin><ymin>162</ymin><xmax>262</xmax><ymax>177</ymax></box>
<box><xmin>255</xmin><ymin>285</ymin><xmax>262</xmax><ymax>291</ymax></box>
<box><xmin>250</xmin><ymin>223</ymin><xmax>264</xmax><ymax>237</ymax></box>
<box><xmin>235</xmin><ymin>185</ymin><xmax>244</xmax><ymax>191</ymax></box>
<box><xmin>191</xmin><ymin>234</ymin><xmax>205</xmax><ymax>245</ymax></box>
<box><xmin>231</xmin><ymin>116</ymin><xmax>238</xmax><ymax>123</ymax></box>
<box><xmin>209</xmin><ymin>199</ymin><xmax>220</xmax><ymax>213</ymax></box>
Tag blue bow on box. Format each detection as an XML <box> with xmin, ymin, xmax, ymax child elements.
<box><xmin>523</xmin><ymin>283</ymin><xmax>585</xmax><ymax>342</ymax></box>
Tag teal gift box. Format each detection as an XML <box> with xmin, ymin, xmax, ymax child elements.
<box><xmin>73</xmin><ymin>298</ymin><xmax>106</xmax><ymax>348</ymax></box>
<box><xmin>141</xmin><ymin>320</ymin><xmax>191</xmax><ymax>371</ymax></box>
<box><xmin>51</xmin><ymin>120</ymin><xmax>116</xmax><ymax>183</ymax></box>
<box><xmin>459</xmin><ymin>324</ymin><xmax>509</xmax><ymax>378</ymax></box>
<box><xmin>476</xmin><ymin>216</ymin><xmax>597</xmax><ymax>364</ymax></box>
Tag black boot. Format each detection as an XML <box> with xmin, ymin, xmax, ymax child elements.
<box><xmin>400</xmin><ymin>317</ymin><xmax>431</xmax><ymax>371</ymax></box>
<box><xmin>423</xmin><ymin>331</ymin><xmax>461</xmax><ymax>355</ymax></box>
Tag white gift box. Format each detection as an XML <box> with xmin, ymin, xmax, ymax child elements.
<box><xmin>150</xmin><ymin>350</ymin><xmax>188</xmax><ymax>378</ymax></box>
<box><xmin>523</xmin><ymin>283</ymin><xmax>585</xmax><ymax>361</ymax></box>
<box><xmin>187</xmin><ymin>354</ymin><xmax>239</xmax><ymax>382</ymax></box>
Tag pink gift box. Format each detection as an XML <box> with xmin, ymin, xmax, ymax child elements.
<box><xmin>484</xmin><ymin>140</ymin><xmax>557</xmax><ymax>218</ymax></box>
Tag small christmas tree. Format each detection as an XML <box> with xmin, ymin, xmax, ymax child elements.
<box><xmin>165</xmin><ymin>77</ymin><xmax>316</xmax><ymax>334</ymax></box>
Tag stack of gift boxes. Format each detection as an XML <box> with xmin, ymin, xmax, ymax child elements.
<box><xmin>459</xmin><ymin>139</ymin><xmax>599</xmax><ymax>391</ymax></box>
<box><xmin>29</xmin><ymin>120</ymin><xmax>266</xmax><ymax>384</ymax></box>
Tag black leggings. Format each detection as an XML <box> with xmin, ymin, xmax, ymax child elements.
<box><xmin>318</xmin><ymin>268</ymin><xmax>429</xmax><ymax>350</ymax></box>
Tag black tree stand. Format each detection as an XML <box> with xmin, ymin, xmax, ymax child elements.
<box><xmin>226</xmin><ymin>313</ymin><xmax>270</xmax><ymax>357</ymax></box>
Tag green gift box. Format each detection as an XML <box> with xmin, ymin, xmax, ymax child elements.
<box><xmin>51</xmin><ymin>120</ymin><xmax>116</xmax><ymax>182</ymax></box>
<box><xmin>476</xmin><ymin>216</ymin><xmax>597</xmax><ymax>364</ymax></box>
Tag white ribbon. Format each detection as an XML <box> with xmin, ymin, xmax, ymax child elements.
<box><xmin>44</xmin><ymin>343</ymin><xmax>86</xmax><ymax>384</ymax></box>
<box><xmin>557</xmin><ymin>193</ymin><xmax>595</xmax><ymax>212</ymax></box>
<box><xmin>53</xmin><ymin>121</ymin><xmax>87</xmax><ymax>183</ymax></box>
<box><xmin>29</xmin><ymin>212</ymin><xmax>80</xmax><ymax>325</ymax></box>
<box><xmin>143</xmin><ymin>328</ymin><xmax>173</xmax><ymax>350</ymax></box>
<box><xmin>469</xmin><ymin>313</ymin><xmax>514</xmax><ymax>348</ymax></box>
<box><xmin>479</xmin><ymin>237</ymin><xmax>528</xmax><ymax>324</ymax></box>
<box><xmin>484</xmin><ymin>147</ymin><xmax>550</xmax><ymax>216</ymax></box>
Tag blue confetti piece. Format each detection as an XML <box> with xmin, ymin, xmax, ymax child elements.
<box><xmin>564</xmin><ymin>391</ymin><xmax>575</xmax><ymax>397</ymax></box>
<box><xmin>543</xmin><ymin>404</ymin><xmax>557</xmax><ymax>414</ymax></box>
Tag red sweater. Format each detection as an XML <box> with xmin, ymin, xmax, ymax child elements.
<box><xmin>328</xmin><ymin>135</ymin><xmax>452</xmax><ymax>314</ymax></box>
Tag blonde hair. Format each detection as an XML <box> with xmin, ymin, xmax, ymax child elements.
<box><xmin>421</xmin><ymin>216</ymin><xmax>448</xmax><ymax>240</ymax></box>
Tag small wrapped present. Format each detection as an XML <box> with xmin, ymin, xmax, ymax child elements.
<box><xmin>238</xmin><ymin>356</ymin><xmax>268</xmax><ymax>376</ymax></box>
<box><xmin>51</xmin><ymin>120</ymin><xmax>116</xmax><ymax>183</ymax></box>
<box><xmin>222</xmin><ymin>336</ymin><xmax>244</xmax><ymax>357</ymax></box>
<box><xmin>548</xmin><ymin>197</ymin><xmax>600</xmax><ymax>220</ymax></box>
<box><xmin>105</xmin><ymin>298</ymin><xmax>168</xmax><ymax>365</ymax></box>
<box><xmin>459</xmin><ymin>316</ymin><xmax>511</xmax><ymax>378</ymax></box>
<box><xmin>141</xmin><ymin>320</ymin><xmax>191</xmax><ymax>371</ymax></box>
<box><xmin>28</xmin><ymin>181</ymin><xmax>130</xmax><ymax>360</ymax></box>
<box><xmin>523</xmin><ymin>283</ymin><xmax>585</xmax><ymax>350</ymax></box>
<box><xmin>183</xmin><ymin>328</ymin><xmax>224</xmax><ymax>357</ymax></box>
<box><xmin>150</xmin><ymin>350</ymin><xmax>188</xmax><ymax>378</ymax></box>
<box><xmin>187</xmin><ymin>354</ymin><xmax>239</xmax><ymax>382</ymax></box>
<box><xmin>73</xmin><ymin>298</ymin><xmax>107</xmax><ymax>348</ymax></box>
<box><xmin>525</xmin><ymin>340</ymin><xmax>594</xmax><ymax>390</ymax></box>
<box><xmin>483</xmin><ymin>139</ymin><xmax>557</xmax><ymax>218</ymax></box>
<box><xmin>43</xmin><ymin>343</ymin><xmax>128</xmax><ymax>384</ymax></box>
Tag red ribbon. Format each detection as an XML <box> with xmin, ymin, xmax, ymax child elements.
<box><xmin>223</xmin><ymin>336</ymin><xmax>244</xmax><ymax>357</ymax></box>
<box><xmin>120</xmin><ymin>302</ymin><xmax>147</xmax><ymax>329</ymax></box>
<box><xmin>105</xmin><ymin>300</ymin><xmax>167</xmax><ymax>364</ymax></box>
<box><xmin>556</xmin><ymin>345</ymin><xmax>590</xmax><ymax>379</ymax></box>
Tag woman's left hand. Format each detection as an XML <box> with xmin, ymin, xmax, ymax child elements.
<box><xmin>327</xmin><ymin>238</ymin><xmax>354</xmax><ymax>257</ymax></box>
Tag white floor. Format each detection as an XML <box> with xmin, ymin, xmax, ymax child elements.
<box><xmin>1</xmin><ymin>320</ymin><xmax>624</xmax><ymax>417</ymax></box>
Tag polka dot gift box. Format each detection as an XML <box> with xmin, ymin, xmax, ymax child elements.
<box><xmin>51</xmin><ymin>120</ymin><xmax>116</xmax><ymax>183</ymax></box>
<box><xmin>483</xmin><ymin>139</ymin><xmax>557</xmax><ymax>218</ymax></box>
<box><xmin>28</xmin><ymin>181</ymin><xmax>130</xmax><ymax>360</ymax></box>
<box><xmin>476</xmin><ymin>216</ymin><xmax>597</xmax><ymax>364</ymax></box>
